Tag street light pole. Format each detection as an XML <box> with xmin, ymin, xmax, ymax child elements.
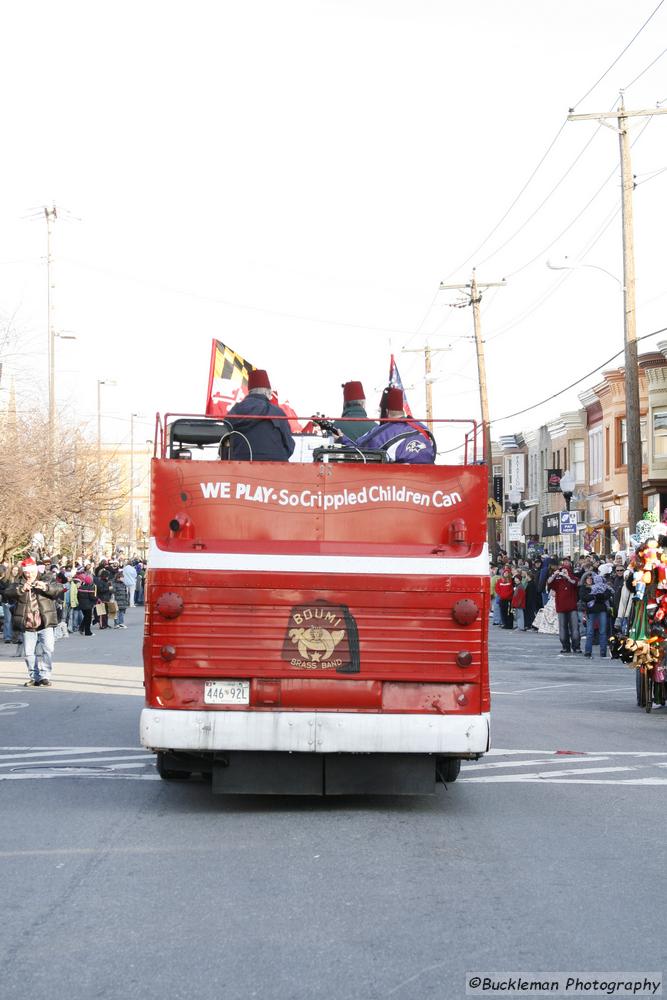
<box><xmin>129</xmin><ymin>412</ymin><xmax>139</xmax><ymax>558</ymax></box>
<box><xmin>45</xmin><ymin>205</ymin><xmax>57</xmax><ymax>455</ymax></box>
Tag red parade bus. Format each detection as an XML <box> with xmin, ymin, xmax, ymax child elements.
<box><xmin>140</xmin><ymin>414</ymin><xmax>490</xmax><ymax>795</ymax></box>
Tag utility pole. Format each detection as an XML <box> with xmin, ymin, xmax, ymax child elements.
<box><xmin>129</xmin><ymin>412</ymin><xmax>139</xmax><ymax>558</ymax></box>
<box><xmin>440</xmin><ymin>270</ymin><xmax>506</xmax><ymax>557</ymax></box>
<box><xmin>568</xmin><ymin>97</ymin><xmax>667</xmax><ymax>535</ymax></box>
<box><xmin>45</xmin><ymin>205</ymin><xmax>57</xmax><ymax>455</ymax></box>
<box><xmin>402</xmin><ymin>343</ymin><xmax>451</xmax><ymax>425</ymax></box>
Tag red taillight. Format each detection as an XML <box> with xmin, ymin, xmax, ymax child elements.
<box><xmin>160</xmin><ymin>644</ymin><xmax>176</xmax><ymax>661</ymax></box>
<box><xmin>156</xmin><ymin>593</ymin><xmax>184</xmax><ymax>619</ymax></box>
<box><xmin>153</xmin><ymin>678</ymin><xmax>175</xmax><ymax>703</ymax></box>
<box><xmin>451</xmin><ymin>599</ymin><xmax>479</xmax><ymax>626</ymax></box>
<box><xmin>456</xmin><ymin>650</ymin><xmax>473</xmax><ymax>667</ymax></box>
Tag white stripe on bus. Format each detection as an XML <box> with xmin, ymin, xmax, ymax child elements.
<box><xmin>148</xmin><ymin>539</ymin><xmax>489</xmax><ymax>576</ymax></box>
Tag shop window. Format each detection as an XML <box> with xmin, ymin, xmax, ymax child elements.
<box><xmin>653</xmin><ymin>412</ymin><xmax>667</xmax><ymax>458</ymax></box>
<box><xmin>619</xmin><ymin>418</ymin><xmax>627</xmax><ymax>467</ymax></box>
<box><xmin>589</xmin><ymin>427</ymin><xmax>602</xmax><ymax>484</ymax></box>
<box><xmin>571</xmin><ymin>440</ymin><xmax>585</xmax><ymax>483</ymax></box>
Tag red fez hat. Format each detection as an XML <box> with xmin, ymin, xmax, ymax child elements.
<box><xmin>20</xmin><ymin>557</ymin><xmax>36</xmax><ymax>567</ymax></box>
<box><xmin>342</xmin><ymin>381</ymin><xmax>365</xmax><ymax>403</ymax></box>
<box><xmin>385</xmin><ymin>387</ymin><xmax>404</xmax><ymax>411</ymax></box>
<box><xmin>248</xmin><ymin>369</ymin><xmax>271</xmax><ymax>391</ymax></box>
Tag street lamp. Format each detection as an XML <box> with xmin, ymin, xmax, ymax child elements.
<box><xmin>96</xmin><ymin>379</ymin><xmax>117</xmax><ymax>465</ymax></box>
<box><xmin>129</xmin><ymin>412</ymin><xmax>144</xmax><ymax>558</ymax></box>
<box><xmin>560</xmin><ymin>469</ymin><xmax>576</xmax><ymax>512</ymax></box>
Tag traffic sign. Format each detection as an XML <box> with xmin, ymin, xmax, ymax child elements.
<box><xmin>487</xmin><ymin>498</ymin><xmax>502</xmax><ymax>519</ymax></box>
<box><xmin>560</xmin><ymin>511</ymin><xmax>577</xmax><ymax>535</ymax></box>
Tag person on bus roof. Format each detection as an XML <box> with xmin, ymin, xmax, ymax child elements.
<box><xmin>224</xmin><ymin>369</ymin><xmax>295</xmax><ymax>461</ymax></box>
<box><xmin>332</xmin><ymin>387</ymin><xmax>436</xmax><ymax>463</ymax></box>
<box><xmin>333</xmin><ymin>381</ymin><xmax>376</xmax><ymax>441</ymax></box>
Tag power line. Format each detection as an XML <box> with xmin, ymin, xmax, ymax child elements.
<box><xmin>437</xmin><ymin>120</ymin><xmax>569</xmax><ymax>287</ymax></box>
<box><xmin>624</xmin><ymin>44</ymin><xmax>667</xmax><ymax>90</ymax></box>
<box><xmin>438</xmin><ymin>325</ymin><xmax>667</xmax><ymax>455</ymax></box>
<box><xmin>492</xmin><ymin>326</ymin><xmax>667</xmax><ymax>426</ymax></box>
<box><xmin>62</xmin><ymin>257</ymin><xmax>414</xmax><ymax>337</ymax></box>
<box><xmin>486</xmin><ymin>203</ymin><xmax>621</xmax><ymax>343</ymax></box>
<box><xmin>476</xmin><ymin>125</ymin><xmax>604</xmax><ymax>270</ymax></box>
<box><xmin>569</xmin><ymin>0</ymin><xmax>666</xmax><ymax>110</ymax></box>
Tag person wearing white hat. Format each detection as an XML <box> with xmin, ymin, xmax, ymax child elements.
<box><xmin>3</xmin><ymin>558</ymin><xmax>63</xmax><ymax>686</ymax></box>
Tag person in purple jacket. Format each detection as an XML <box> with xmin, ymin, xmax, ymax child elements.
<box><xmin>332</xmin><ymin>387</ymin><xmax>436</xmax><ymax>463</ymax></box>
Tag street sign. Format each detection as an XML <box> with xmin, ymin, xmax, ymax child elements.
<box><xmin>560</xmin><ymin>511</ymin><xmax>577</xmax><ymax>535</ymax></box>
<box><xmin>508</xmin><ymin>523</ymin><xmax>522</xmax><ymax>541</ymax></box>
<box><xmin>487</xmin><ymin>498</ymin><xmax>502</xmax><ymax>519</ymax></box>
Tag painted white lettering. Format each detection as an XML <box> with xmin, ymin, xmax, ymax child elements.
<box><xmin>236</xmin><ymin>483</ymin><xmax>249</xmax><ymax>499</ymax></box>
<box><xmin>278</xmin><ymin>489</ymin><xmax>289</xmax><ymax>505</ymax></box>
<box><xmin>200</xmin><ymin>482</ymin><xmax>220</xmax><ymax>499</ymax></box>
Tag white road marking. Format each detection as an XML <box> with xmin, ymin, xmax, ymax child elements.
<box><xmin>0</xmin><ymin>771</ymin><xmax>161</xmax><ymax>781</ymax></box>
<box><xmin>0</xmin><ymin>703</ymin><xmax>28</xmax><ymax>713</ymax></box>
<box><xmin>464</xmin><ymin>766</ymin><xmax>636</xmax><ymax>782</ymax></box>
<box><xmin>469</xmin><ymin>756</ymin><xmax>610</xmax><ymax>771</ymax></box>
<box><xmin>1</xmin><ymin>754</ymin><xmax>151</xmax><ymax>771</ymax></box>
<box><xmin>489</xmin><ymin>749</ymin><xmax>667</xmax><ymax>757</ymax></box>
<box><xmin>491</xmin><ymin>683</ymin><xmax>576</xmax><ymax>695</ymax></box>
<box><xmin>0</xmin><ymin>747</ymin><xmax>147</xmax><ymax>762</ymax></box>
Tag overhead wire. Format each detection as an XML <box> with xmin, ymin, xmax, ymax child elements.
<box><xmin>569</xmin><ymin>0</ymin><xmax>666</xmax><ymax>110</ymax></box>
<box><xmin>475</xmin><ymin>124</ymin><xmax>605</xmax><ymax>270</ymax></box>
<box><xmin>437</xmin><ymin>325</ymin><xmax>667</xmax><ymax>455</ymax></box>
<box><xmin>623</xmin><ymin>44</ymin><xmax>667</xmax><ymax>90</ymax></box>
<box><xmin>61</xmin><ymin>257</ymin><xmax>414</xmax><ymax>337</ymax></box>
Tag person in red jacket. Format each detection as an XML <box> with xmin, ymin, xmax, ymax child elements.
<box><xmin>547</xmin><ymin>558</ymin><xmax>582</xmax><ymax>655</ymax></box>
<box><xmin>495</xmin><ymin>568</ymin><xmax>514</xmax><ymax>630</ymax></box>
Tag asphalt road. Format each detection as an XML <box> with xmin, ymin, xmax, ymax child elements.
<box><xmin>0</xmin><ymin>612</ymin><xmax>665</xmax><ymax>1000</ymax></box>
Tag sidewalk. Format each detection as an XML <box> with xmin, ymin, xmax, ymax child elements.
<box><xmin>0</xmin><ymin>607</ymin><xmax>145</xmax><ymax>697</ymax></box>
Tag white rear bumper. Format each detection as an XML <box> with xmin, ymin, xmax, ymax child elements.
<box><xmin>140</xmin><ymin>708</ymin><xmax>490</xmax><ymax>755</ymax></box>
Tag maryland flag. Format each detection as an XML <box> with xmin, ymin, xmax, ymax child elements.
<box><xmin>388</xmin><ymin>353</ymin><xmax>413</xmax><ymax>417</ymax></box>
<box><xmin>205</xmin><ymin>338</ymin><xmax>303</xmax><ymax>430</ymax></box>
<box><xmin>206</xmin><ymin>339</ymin><xmax>253</xmax><ymax>417</ymax></box>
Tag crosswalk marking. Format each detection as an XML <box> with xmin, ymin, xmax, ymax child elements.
<box><xmin>464</xmin><ymin>748</ymin><xmax>667</xmax><ymax>786</ymax></box>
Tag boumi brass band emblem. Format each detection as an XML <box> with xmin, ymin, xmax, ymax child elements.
<box><xmin>282</xmin><ymin>602</ymin><xmax>360</xmax><ymax>673</ymax></box>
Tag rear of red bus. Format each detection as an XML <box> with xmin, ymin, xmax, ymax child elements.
<box><xmin>140</xmin><ymin>415</ymin><xmax>490</xmax><ymax>794</ymax></box>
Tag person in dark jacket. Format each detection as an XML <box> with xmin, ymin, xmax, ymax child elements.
<box><xmin>333</xmin><ymin>381</ymin><xmax>376</xmax><ymax>441</ymax></box>
<box><xmin>94</xmin><ymin>569</ymin><xmax>113</xmax><ymax>630</ymax></box>
<box><xmin>523</xmin><ymin>571</ymin><xmax>540</xmax><ymax>630</ymax></box>
<box><xmin>4</xmin><ymin>557</ymin><xmax>63</xmax><ymax>686</ymax></box>
<box><xmin>112</xmin><ymin>570</ymin><xmax>129</xmax><ymax>628</ymax></box>
<box><xmin>609</xmin><ymin>564</ymin><xmax>627</xmax><ymax>618</ymax></box>
<box><xmin>334</xmin><ymin>388</ymin><xmax>435</xmax><ymax>463</ymax></box>
<box><xmin>579</xmin><ymin>572</ymin><xmax>613</xmax><ymax>658</ymax></box>
<box><xmin>224</xmin><ymin>369</ymin><xmax>295</xmax><ymax>461</ymax></box>
<box><xmin>75</xmin><ymin>573</ymin><xmax>96</xmax><ymax>637</ymax></box>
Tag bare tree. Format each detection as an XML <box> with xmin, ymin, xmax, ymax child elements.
<box><xmin>0</xmin><ymin>409</ymin><xmax>129</xmax><ymax>563</ymax></box>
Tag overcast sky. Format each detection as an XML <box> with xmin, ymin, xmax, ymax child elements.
<box><xmin>1</xmin><ymin>0</ymin><xmax>666</xmax><ymax>456</ymax></box>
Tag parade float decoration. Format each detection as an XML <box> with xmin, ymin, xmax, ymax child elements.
<box><xmin>609</xmin><ymin>512</ymin><xmax>667</xmax><ymax>711</ymax></box>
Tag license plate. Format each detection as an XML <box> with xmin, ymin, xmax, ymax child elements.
<box><xmin>204</xmin><ymin>680</ymin><xmax>250</xmax><ymax>705</ymax></box>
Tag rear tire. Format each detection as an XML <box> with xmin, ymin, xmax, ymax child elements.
<box><xmin>436</xmin><ymin>758</ymin><xmax>461</xmax><ymax>784</ymax></box>
<box><xmin>157</xmin><ymin>752</ymin><xmax>192</xmax><ymax>780</ymax></box>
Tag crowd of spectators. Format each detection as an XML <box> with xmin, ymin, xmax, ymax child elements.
<box><xmin>490</xmin><ymin>551</ymin><xmax>630</xmax><ymax>657</ymax></box>
<box><xmin>0</xmin><ymin>556</ymin><xmax>146</xmax><ymax>643</ymax></box>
